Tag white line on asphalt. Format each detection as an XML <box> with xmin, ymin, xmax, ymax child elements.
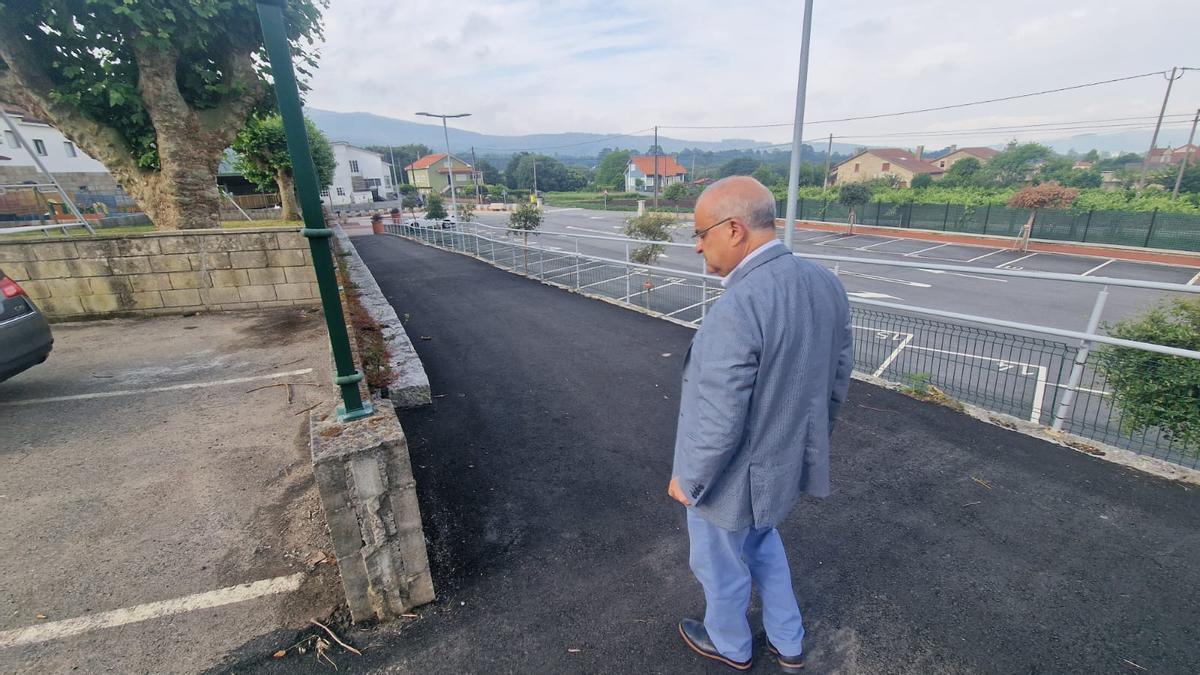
<box><xmin>904</xmin><ymin>243</ymin><xmax>949</xmax><ymax>257</ymax></box>
<box><xmin>918</xmin><ymin>268</ymin><xmax>1007</xmax><ymax>283</ymax></box>
<box><xmin>872</xmin><ymin>333</ymin><xmax>915</xmax><ymax>377</ymax></box>
<box><xmin>801</xmin><ymin>233</ymin><xmax>844</xmax><ymax>245</ymax></box>
<box><xmin>817</xmin><ymin>234</ymin><xmax>864</xmax><ymax>246</ymax></box>
<box><xmin>1190</xmin><ymin>270</ymin><xmax>1200</xmax><ymax>286</ymax></box>
<box><xmin>618</xmin><ymin>278</ymin><xmax>688</xmax><ymax>302</ymax></box>
<box><xmin>838</xmin><ymin>271</ymin><xmax>932</xmax><ymax>288</ymax></box>
<box><xmin>856</xmin><ymin>238</ymin><xmax>904</xmax><ymax>251</ymax></box>
<box><xmin>589</xmin><ymin>216</ymin><xmax>604</xmax><ymax>220</ymax></box>
<box><xmin>0</xmin><ymin>369</ymin><xmax>315</xmax><ymax>407</ymax></box>
<box><xmin>578</xmin><ymin>272</ymin><xmax>636</xmax><ymax>290</ymax></box>
<box><xmin>566</xmin><ymin>225</ymin><xmax>625</xmax><ymax>236</ymax></box>
<box><xmin>848</xmin><ymin>291</ymin><xmax>902</xmax><ymax>300</ymax></box>
<box><xmin>905</xmin><ymin>346</ymin><xmax>1047</xmax><ymax>422</ymax></box>
<box><xmin>665</xmin><ymin>298</ymin><xmax>713</xmax><ymax>317</ymax></box>
<box><xmin>998</xmin><ymin>252</ymin><xmax>1038</xmax><ymax>268</ymax></box>
<box><xmin>1081</xmin><ymin>259</ymin><xmax>1115</xmax><ymax>277</ymax></box>
<box><xmin>1044</xmin><ymin>382</ymin><xmax>1112</xmax><ymax>396</ymax></box>
<box><xmin>0</xmin><ymin>573</ymin><xmax>306</xmax><ymax>649</ymax></box>
<box><xmin>546</xmin><ymin>207</ymin><xmax>582</xmax><ymax>213</ymax></box>
<box><xmin>965</xmin><ymin>249</ymin><xmax>1006</xmax><ymax>263</ymax></box>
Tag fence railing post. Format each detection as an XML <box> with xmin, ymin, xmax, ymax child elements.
<box><xmin>625</xmin><ymin>242</ymin><xmax>631</xmax><ymax>300</ymax></box>
<box><xmin>575</xmin><ymin>239</ymin><xmax>581</xmax><ymax>289</ymax></box>
<box><xmin>1082</xmin><ymin>209</ymin><xmax>1094</xmax><ymax>243</ymax></box>
<box><xmin>1052</xmin><ymin>286</ymin><xmax>1109</xmax><ymax>431</ymax></box>
<box><xmin>1144</xmin><ymin>208</ymin><xmax>1159</xmax><ymax>247</ymax></box>
<box><xmin>875</xmin><ymin>200</ymin><xmax>882</xmax><ymax>226</ymax></box>
<box><xmin>942</xmin><ymin>202</ymin><xmax>950</xmax><ymax>230</ymax></box>
<box><xmin>982</xmin><ymin>203</ymin><xmax>991</xmax><ymax>235</ymax></box>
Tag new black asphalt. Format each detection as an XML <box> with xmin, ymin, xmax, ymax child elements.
<box><xmin>233</xmin><ymin>234</ymin><xmax>1200</xmax><ymax>674</ymax></box>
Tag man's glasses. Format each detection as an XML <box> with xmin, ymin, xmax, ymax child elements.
<box><xmin>692</xmin><ymin>216</ymin><xmax>733</xmax><ymax>241</ymax></box>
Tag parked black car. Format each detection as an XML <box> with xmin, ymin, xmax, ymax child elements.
<box><xmin>0</xmin><ymin>268</ymin><xmax>53</xmax><ymax>382</ymax></box>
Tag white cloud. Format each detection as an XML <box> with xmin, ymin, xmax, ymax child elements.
<box><xmin>306</xmin><ymin>0</ymin><xmax>1200</xmax><ymax>148</ymax></box>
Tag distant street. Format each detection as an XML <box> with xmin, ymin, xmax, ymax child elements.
<box><xmin>473</xmin><ymin>207</ymin><xmax>1197</xmax><ymax>331</ymax></box>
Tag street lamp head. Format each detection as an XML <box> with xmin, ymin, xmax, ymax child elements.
<box><xmin>414</xmin><ymin>112</ymin><xmax>471</xmax><ymax>119</ymax></box>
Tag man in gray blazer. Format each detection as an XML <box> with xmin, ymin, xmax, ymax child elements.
<box><xmin>669</xmin><ymin>176</ymin><xmax>853</xmax><ymax>671</ymax></box>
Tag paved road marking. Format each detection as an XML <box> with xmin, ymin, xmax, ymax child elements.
<box><xmin>816</xmin><ymin>234</ymin><xmax>864</xmax><ymax>246</ymax></box>
<box><xmin>904</xmin><ymin>243</ymin><xmax>949</xmax><ymax>257</ymax></box>
<box><xmin>839</xmin><ymin>271</ymin><xmax>932</xmax><ymax>288</ymax></box>
<box><xmin>1045</xmin><ymin>382</ymin><xmax>1111</xmax><ymax>396</ymax></box>
<box><xmin>1081</xmin><ymin>259</ymin><xmax>1115</xmax><ymax>277</ymax></box>
<box><xmin>566</xmin><ymin>225</ymin><xmax>624</xmax><ymax>236</ymax></box>
<box><xmin>856</xmin><ymin>238</ymin><xmax>904</xmax><ymax>251</ymax></box>
<box><xmin>0</xmin><ymin>573</ymin><xmax>305</xmax><ymax>649</ymax></box>
<box><xmin>545</xmin><ymin>207</ymin><xmax>582</xmax><ymax>213</ymax></box>
<box><xmin>918</xmin><ymin>268</ymin><xmax>1007</xmax><ymax>282</ymax></box>
<box><xmin>589</xmin><ymin>216</ymin><xmax>605</xmax><ymax>220</ymax></box>
<box><xmin>619</xmin><ymin>278</ymin><xmax>688</xmax><ymax>302</ymax></box>
<box><xmin>1191</xmin><ymin>270</ymin><xmax>1200</xmax><ymax>286</ymax></box>
<box><xmin>965</xmin><ymin>249</ymin><xmax>1006</xmax><ymax>263</ymax></box>
<box><xmin>848</xmin><ymin>291</ymin><xmax>902</xmax><ymax>300</ymax></box>
<box><xmin>0</xmin><ymin>369</ymin><xmax>314</xmax><ymax>407</ymax></box>
<box><xmin>578</xmin><ymin>272</ymin><xmax>636</xmax><ymax>290</ymax></box>
<box><xmin>906</xmin><ymin>346</ymin><xmax>1047</xmax><ymax>422</ymax></box>
<box><xmin>855</xmin><ymin>327</ymin><xmax>915</xmax><ymax>377</ymax></box>
<box><xmin>998</xmin><ymin>252</ymin><xmax>1037</xmax><ymax>268</ymax></box>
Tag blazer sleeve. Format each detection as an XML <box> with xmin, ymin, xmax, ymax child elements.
<box><xmin>678</xmin><ymin>297</ymin><xmax>760</xmax><ymax>506</ymax></box>
<box><xmin>828</xmin><ymin>296</ymin><xmax>854</xmax><ymax>434</ymax></box>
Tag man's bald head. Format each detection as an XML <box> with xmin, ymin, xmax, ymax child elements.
<box><xmin>696</xmin><ymin>176</ymin><xmax>777</xmax><ymax>231</ymax></box>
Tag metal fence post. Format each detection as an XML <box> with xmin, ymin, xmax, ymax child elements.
<box><xmin>255</xmin><ymin>0</ymin><xmax>370</xmax><ymax>422</ymax></box>
<box><xmin>1051</xmin><ymin>286</ymin><xmax>1109</xmax><ymax>431</ymax></box>
<box><xmin>1144</xmin><ymin>208</ymin><xmax>1159</xmax><ymax>248</ymax></box>
<box><xmin>1082</xmin><ymin>209</ymin><xmax>1094</xmax><ymax>243</ymax></box>
<box><xmin>625</xmin><ymin>242</ymin><xmax>631</xmax><ymax>300</ymax></box>
<box><xmin>798</xmin><ymin>198</ymin><xmax>804</xmax><ymax>221</ymax></box>
<box><xmin>982</xmin><ymin>203</ymin><xmax>991</xmax><ymax>235</ymax></box>
<box><xmin>575</xmin><ymin>239</ymin><xmax>581</xmax><ymax>289</ymax></box>
<box><xmin>875</xmin><ymin>200</ymin><xmax>882</xmax><ymax>226</ymax></box>
<box><xmin>942</xmin><ymin>202</ymin><xmax>950</xmax><ymax>230</ymax></box>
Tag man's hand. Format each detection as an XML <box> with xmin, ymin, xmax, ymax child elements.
<box><xmin>667</xmin><ymin>476</ymin><xmax>690</xmax><ymax>506</ymax></box>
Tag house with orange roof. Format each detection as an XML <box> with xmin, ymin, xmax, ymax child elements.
<box><xmin>624</xmin><ymin>154</ymin><xmax>687</xmax><ymax>194</ymax></box>
<box><xmin>404</xmin><ymin>153</ymin><xmax>474</xmax><ymax>197</ymax></box>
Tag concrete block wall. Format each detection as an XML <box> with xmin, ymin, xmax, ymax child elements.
<box><xmin>0</xmin><ymin>228</ymin><xmax>320</xmax><ymax>320</ymax></box>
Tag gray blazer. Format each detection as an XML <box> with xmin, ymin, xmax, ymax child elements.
<box><xmin>672</xmin><ymin>243</ymin><xmax>853</xmax><ymax>531</ymax></box>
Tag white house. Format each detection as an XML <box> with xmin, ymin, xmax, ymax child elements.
<box><xmin>1</xmin><ymin>104</ymin><xmax>119</xmax><ymax>192</ymax></box>
<box><xmin>320</xmin><ymin>142</ymin><xmax>394</xmax><ymax>207</ymax></box>
<box><xmin>624</xmin><ymin>154</ymin><xmax>688</xmax><ymax>194</ymax></box>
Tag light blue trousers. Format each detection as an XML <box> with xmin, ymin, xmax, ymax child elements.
<box><xmin>686</xmin><ymin>509</ymin><xmax>805</xmax><ymax>662</ymax></box>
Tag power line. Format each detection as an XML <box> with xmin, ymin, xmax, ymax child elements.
<box><xmin>832</xmin><ymin>118</ymin><xmax>1196</xmax><ymax>141</ymax></box>
<box><xmin>473</xmin><ymin>127</ymin><xmax>655</xmax><ymax>153</ymax></box>
<box><xmin>659</xmin><ymin>70</ymin><xmax>1170</xmax><ymax>130</ymax></box>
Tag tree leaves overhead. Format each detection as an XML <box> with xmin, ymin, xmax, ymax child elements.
<box><xmin>232</xmin><ymin>114</ymin><xmax>334</xmax><ymax>191</ymax></box>
<box><xmin>0</xmin><ymin>0</ymin><xmax>326</xmax><ymax>170</ymax></box>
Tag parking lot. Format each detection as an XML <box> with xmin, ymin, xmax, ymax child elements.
<box><xmin>0</xmin><ymin>310</ymin><xmax>342</xmax><ymax>673</ymax></box>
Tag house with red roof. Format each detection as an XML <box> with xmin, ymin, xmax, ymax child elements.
<box><xmin>404</xmin><ymin>153</ymin><xmax>474</xmax><ymax>196</ymax></box>
<box><xmin>833</xmin><ymin>148</ymin><xmax>943</xmax><ymax>188</ymax></box>
<box><xmin>624</xmin><ymin>154</ymin><xmax>687</xmax><ymax>194</ymax></box>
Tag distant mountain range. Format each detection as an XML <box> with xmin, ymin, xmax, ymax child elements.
<box><xmin>306</xmin><ymin>108</ymin><xmax>1194</xmax><ymax>159</ymax></box>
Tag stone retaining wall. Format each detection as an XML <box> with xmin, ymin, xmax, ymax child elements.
<box><xmin>0</xmin><ymin>228</ymin><xmax>321</xmax><ymax>320</ymax></box>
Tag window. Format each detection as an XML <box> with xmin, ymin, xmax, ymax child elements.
<box><xmin>320</xmin><ymin>188</ymin><xmax>330</xmax><ymax>196</ymax></box>
<box><xmin>853</xmin><ymin>163</ymin><xmax>860</xmax><ymax>173</ymax></box>
<box><xmin>938</xmin><ymin>160</ymin><xmax>945</xmax><ymax>168</ymax></box>
<box><xmin>63</xmin><ymin>141</ymin><xmax>77</xmax><ymax>157</ymax></box>
<box><xmin>366</xmin><ymin>178</ymin><xmax>381</xmax><ymax>187</ymax></box>
<box><xmin>4</xmin><ymin>130</ymin><xmax>16</xmax><ymax>148</ymax></box>
<box><xmin>336</xmin><ymin>187</ymin><xmax>346</xmax><ymax>196</ymax></box>
<box><xmin>33</xmin><ymin>139</ymin><xmax>47</xmax><ymax>156</ymax></box>
<box><xmin>881</xmin><ymin>162</ymin><xmax>890</xmax><ymax>172</ymax></box>
<box><xmin>348</xmin><ymin>160</ymin><xmax>360</xmax><ymax>173</ymax></box>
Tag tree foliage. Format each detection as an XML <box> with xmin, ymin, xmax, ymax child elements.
<box><xmin>0</xmin><ymin>0</ymin><xmax>327</xmax><ymax>229</ymax></box>
<box><xmin>595</xmin><ymin>150</ymin><xmax>632</xmax><ymax>189</ymax></box>
<box><xmin>983</xmin><ymin>142</ymin><xmax>1053</xmax><ymax>186</ymax></box>
<box><xmin>910</xmin><ymin>173</ymin><xmax>935</xmax><ymax>189</ymax></box>
<box><xmin>475</xmin><ymin>158</ymin><xmax>502</xmax><ymax>185</ymax></box>
<box><xmin>504</xmin><ymin>153</ymin><xmax>585</xmax><ymax>191</ymax></box>
<box><xmin>425</xmin><ymin>193</ymin><xmax>447</xmax><ymax>219</ymax></box>
<box><xmin>624</xmin><ymin>211</ymin><xmax>673</xmax><ymax>265</ymax></box>
<box><xmin>1007</xmin><ymin>182</ymin><xmax>1078</xmax><ymax>209</ymax></box>
<box><xmin>1095</xmin><ymin>298</ymin><xmax>1200</xmax><ymax>453</ymax></box>
<box><xmin>232</xmin><ymin>114</ymin><xmax>334</xmax><ymax>219</ymax></box>
<box><xmin>509</xmin><ymin>202</ymin><xmax>543</xmax><ymax>231</ymax></box>
<box><xmin>838</xmin><ymin>182</ymin><xmax>873</xmax><ymax>226</ymax></box>
<box><xmin>663</xmin><ymin>182</ymin><xmax>689</xmax><ymax>202</ymax></box>
<box><xmin>718</xmin><ymin>157</ymin><xmax>760</xmax><ymax>178</ymax></box>
<box><xmin>751</xmin><ymin>165</ymin><xmax>782</xmax><ymax>188</ymax></box>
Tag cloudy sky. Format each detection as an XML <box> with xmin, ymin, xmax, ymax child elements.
<box><xmin>307</xmin><ymin>0</ymin><xmax>1200</xmax><ymax>148</ymax></box>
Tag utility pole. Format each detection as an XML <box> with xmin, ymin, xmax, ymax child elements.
<box><xmin>415</xmin><ymin>111</ymin><xmax>471</xmax><ymax>220</ymax></box>
<box><xmin>1172</xmin><ymin>108</ymin><xmax>1199</xmax><ymax>199</ymax></box>
<box><xmin>822</xmin><ymin>133</ymin><xmax>833</xmax><ymax>189</ymax></box>
<box><xmin>783</xmin><ymin>0</ymin><xmax>815</xmax><ymax>251</ymax></box>
<box><xmin>470</xmin><ymin>145</ymin><xmax>481</xmax><ymax>203</ymax></box>
<box><xmin>532</xmin><ymin>157</ymin><xmax>538</xmax><ymax>198</ymax></box>
<box><xmin>1138</xmin><ymin>67</ymin><xmax>1183</xmax><ymax>188</ymax></box>
<box><xmin>653</xmin><ymin>125</ymin><xmax>660</xmax><ymax>209</ymax></box>
<box><xmin>388</xmin><ymin>146</ymin><xmax>399</xmax><ymax>198</ymax></box>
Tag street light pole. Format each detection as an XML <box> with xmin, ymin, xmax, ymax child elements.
<box><xmin>416</xmin><ymin>111</ymin><xmax>471</xmax><ymax>220</ymax></box>
<box><xmin>255</xmin><ymin>0</ymin><xmax>371</xmax><ymax>421</ymax></box>
<box><xmin>783</xmin><ymin>0</ymin><xmax>815</xmax><ymax>251</ymax></box>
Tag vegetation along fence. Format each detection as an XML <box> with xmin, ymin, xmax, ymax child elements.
<box><xmin>783</xmin><ymin>198</ymin><xmax>1200</xmax><ymax>252</ymax></box>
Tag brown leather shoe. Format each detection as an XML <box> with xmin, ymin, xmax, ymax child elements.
<box><xmin>768</xmin><ymin>641</ymin><xmax>805</xmax><ymax>671</ymax></box>
<box><xmin>677</xmin><ymin>619</ymin><xmax>752</xmax><ymax>671</ymax></box>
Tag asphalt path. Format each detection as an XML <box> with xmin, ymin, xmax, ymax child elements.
<box><xmin>230</xmin><ymin>234</ymin><xmax>1200</xmax><ymax>674</ymax></box>
<box><xmin>474</xmin><ymin>209</ymin><xmax>1198</xmax><ymax>332</ymax></box>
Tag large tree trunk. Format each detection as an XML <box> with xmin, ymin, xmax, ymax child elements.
<box><xmin>276</xmin><ymin>170</ymin><xmax>300</xmax><ymax>221</ymax></box>
<box><xmin>0</xmin><ymin>31</ymin><xmax>261</xmax><ymax>230</ymax></box>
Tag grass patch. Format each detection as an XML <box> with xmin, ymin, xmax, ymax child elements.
<box><xmin>333</xmin><ymin>250</ymin><xmax>393</xmax><ymax>394</ymax></box>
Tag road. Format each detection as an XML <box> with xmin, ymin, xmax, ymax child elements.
<box><xmin>473</xmin><ymin>208</ymin><xmax>1198</xmax><ymax>332</ymax></box>
<box><xmin>225</xmin><ymin>234</ymin><xmax>1200</xmax><ymax>674</ymax></box>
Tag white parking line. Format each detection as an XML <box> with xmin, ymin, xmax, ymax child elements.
<box><xmin>578</xmin><ymin>272</ymin><xmax>636</xmax><ymax>290</ymax></box>
<box><xmin>904</xmin><ymin>243</ymin><xmax>949</xmax><ymax>257</ymax></box>
<box><xmin>906</xmin><ymin>346</ymin><xmax>1047</xmax><ymax>422</ymax></box>
<box><xmin>817</xmin><ymin>234</ymin><xmax>864</xmax><ymax>246</ymax></box>
<box><xmin>1191</xmin><ymin>270</ymin><xmax>1200</xmax><ymax>286</ymax></box>
<box><xmin>839</xmin><ymin>271</ymin><xmax>932</xmax><ymax>288</ymax></box>
<box><xmin>566</xmin><ymin>225</ymin><xmax>623</xmax><ymax>236</ymax></box>
<box><xmin>848</xmin><ymin>291</ymin><xmax>902</xmax><ymax>300</ymax></box>
<box><xmin>918</xmin><ymin>269</ymin><xmax>1007</xmax><ymax>283</ymax></box>
<box><xmin>998</xmin><ymin>253</ymin><xmax>1037</xmax><ymax>268</ymax></box>
<box><xmin>1081</xmin><ymin>259</ymin><xmax>1115</xmax><ymax>277</ymax></box>
<box><xmin>0</xmin><ymin>369</ymin><xmax>314</xmax><ymax>406</ymax></box>
<box><xmin>966</xmin><ymin>249</ymin><xmax>1006</xmax><ymax>263</ymax></box>
<box><xmin>856</xmin><ymin>238</ymin><xmax>904</xmax><ymax>251</ymax></box>
<box><xmin>619</xmin><ymin>278</ymin><xmax>688</xmax><ymax>302</ymax></box>
<box><xmin>0</xmin><ymin>573</ymin><xmax>306</xmax><ymax>649</ymax></box>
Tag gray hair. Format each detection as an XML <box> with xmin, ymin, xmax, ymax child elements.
<box><xmin>701</xmin><ymin>176</ymin><xmax>777</xmax><ymax>230</ymax></box>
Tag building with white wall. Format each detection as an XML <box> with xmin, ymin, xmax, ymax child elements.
<box><xmin>320</xmin><ymin>142</ymin><xmax>394</xmax><ymax>207</ymax></box>
<box><xmin>1</xmin><ymin>104</ymin><xmax>118</xmax><ymax>192</ymax></box>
